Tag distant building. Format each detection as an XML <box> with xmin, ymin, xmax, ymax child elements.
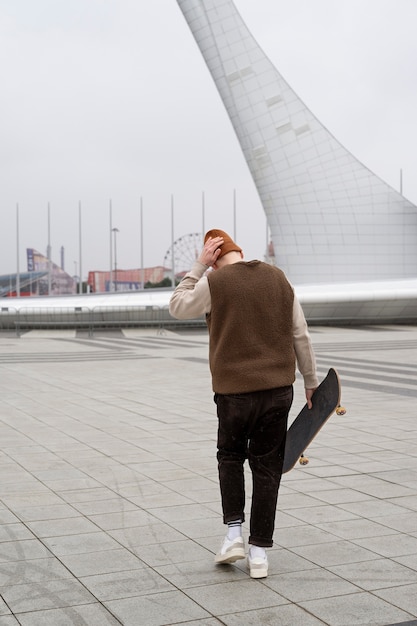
<box><xmin>0</xmin><ymin>272</ymin><xmax>47</xmax><ymax>297</ymax></box>
<box><xmin>0</xmin><ymin>249</ymin><xmax>76</xmax><ymax>297</ymax></box>
<box><xmin>26</xmin><ymin>249</ymin><xmax>76</xmax><ymax>295</ymax></box>
<box><xmin>87</xmin><ymin>267</ymin><xmax>171</xmax><ymax>292</ymax></box>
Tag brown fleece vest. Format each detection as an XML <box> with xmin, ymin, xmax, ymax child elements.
<box><xmin>206</xmin><ymin>261</ymin><xmax>295</xmax><ymax>394</ymax></box>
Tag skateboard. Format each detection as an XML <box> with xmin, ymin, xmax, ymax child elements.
<box><xmin>283</xmin><ymin>368</ymin><xmax>345</xmax><ymax>473</ymax></box>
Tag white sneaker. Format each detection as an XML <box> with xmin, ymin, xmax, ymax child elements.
<box><xmin>214</xmin><ymin>535</ymin><xmax>245</xmax><ymax>564</ymax></box>
<box><xmin>248</xmin><ymin>553</ymin><xmax>268</xmax><ymax>578</ymax></box>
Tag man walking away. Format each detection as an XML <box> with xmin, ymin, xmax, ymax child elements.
<box><xmin>169</xmin><ymin>229</ymin><xmax>318</xmax><ymax>578</ymax></box>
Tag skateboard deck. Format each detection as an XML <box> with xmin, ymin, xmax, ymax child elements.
<box><xmin>283</xmin><ymin>368</ymin><xmax>342</xmax><ymax>473</ymax></box>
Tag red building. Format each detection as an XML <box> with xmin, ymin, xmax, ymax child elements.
<box><xmin>87</xmin><ymin>267</ymin><xmax>171</xmax><ymax>292</ymax></box>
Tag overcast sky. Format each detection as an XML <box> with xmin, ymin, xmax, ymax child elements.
<box><xmin>1</xmin><ymin>0</ymin><xmax>416</xmax><ymax>279</ymax></box>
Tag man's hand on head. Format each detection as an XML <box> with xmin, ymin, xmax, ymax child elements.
<box><xmin>198</xmin><ymin>236</ymin><xmax>224</xmax><ymax>267</ymax></box>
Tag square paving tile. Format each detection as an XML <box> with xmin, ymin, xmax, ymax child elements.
<box><xmin>184</xmin><ymin>579</ymin><xmax>286</xmax><ymax>615</ymax></box>
<box><xmin>42</xmin><ymin>532</ymin><xmax>120</xmax><ymax>556</ymax></box>
<box><xmin>108</xmin><ymin>523</ymin><xmax>186</xmax><ymax>548</ymax></box>
<box><xmin>155</xmin><ymin>560</ymin><xmax>248</xmax><ymax>588</ymax></box>
<box><xmin>290</xmin><ymin>539</ymin><xmax>379</xmax><ymax>567</ymax></box>
<box><xmin>0</xmin><ymin>557</ymin><xmax>72</xmax><ymax>586</ymax></box>
<box><xmin>26</xmin><ymin>516</ymin><xmax>99</xmax><ymax>538</ymax></box>
<box><xmin>299</xmin><ymin>591</ymin><xmax>414</xmax><ymax>626</ymax></box>
<box><xmin>58</xmin><ymin>548</ymin><xmax>145</xmax><ymax>577</ymax></box>
<box><xmin>264</xmin><ymin>567</ymin><xmax>360</xmax><ymax>602</ymax></box>
<box><xmin>328</xmin><ymin>558</ymin><xmax>417</xmax><ymax>591</ymax></box>
<box><xmin>105</xmin><ymin>590</ymin><xmax>210</xmax><ymax>625</ymax></box>
<box><xmin>0</xmin><ymin>540</ymin><xmax>51</xmax><ymax>563</ymax></box>
<box><xmin>0</xmin><ymin>579</ymin><xmax>96</xmax><ymax>613</ymax></box>
<box><xmin>373</xmin><ymin>582</ymin><xmax>417</xmax><ymax>616</ymax></box>
<box><xmin>353</xmin><ymin>533</ymin><xmax>417</xmax><ymax>558</ymax></box>
<box><xmin>80</xmin><ymin>568</ymin><xmax>173</xmax><ymax>600</ymax></box>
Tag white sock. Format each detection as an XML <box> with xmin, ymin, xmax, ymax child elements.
<box><xmin>227</xmin><ymin>520</ymin><xmax>242</xmax><ymax>540</ymax></box>
<box><xmin>249</xmin><ymin>545</ymin><xmax>266</xmax><ymax>560</ymax></box>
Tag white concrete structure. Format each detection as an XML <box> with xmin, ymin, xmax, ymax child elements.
<box><xmin>2</xmin><ymin>280</ymin><xmax>417</xmax><ymax>327</ymax></box>
<box><xmin>176</xmin><ymin>0</ymin><xmax>417</xmax><ymax>285</ymax></box>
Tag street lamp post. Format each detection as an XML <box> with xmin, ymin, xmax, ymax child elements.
<box><xmin>112</xmin><ymin>228</ymin><xmax>119</xmax><ymax>291</ymax></box>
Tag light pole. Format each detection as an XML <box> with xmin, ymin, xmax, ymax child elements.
<box><xmin>112</xmin><ymin>227</ymin><xmax>119</xmax><ymax>291</ymax></box>
<box><xmin>16</xmin><ymin>204</ymin><xmax>20</xmax><ymax>297</ymax></box>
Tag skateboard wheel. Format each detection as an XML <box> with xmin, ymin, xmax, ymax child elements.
<box><xmin>336</xmin><ymin>406</ymin><xmax>346</xmax><ymax>416</ymax></box>
<box><xmin>299</xmin><ymin>455</ymin><xmax>309</xmax><ymax>465</ymax></box>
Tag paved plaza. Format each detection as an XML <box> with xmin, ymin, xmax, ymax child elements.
<box><xmin>0</xmin><ymin>324</ymin><xmax>417</xmax><ymax>626</ymax></box>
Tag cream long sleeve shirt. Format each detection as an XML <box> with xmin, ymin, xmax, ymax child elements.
<box><xmin>169</xmin><ymin>261</ymin><xmax>319</xmax><ymax>390</ymax></box>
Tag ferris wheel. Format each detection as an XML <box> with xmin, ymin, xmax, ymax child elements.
<box><xmin>163</xmin><ymin>232</ymin><xmax>203</xmax><ymax>275</ymax></box>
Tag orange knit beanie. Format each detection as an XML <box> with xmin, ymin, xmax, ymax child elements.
<box><xmin>204</xmin><ymin>229</ymin><xmax>242</xmax><ymax>259</ymax></box>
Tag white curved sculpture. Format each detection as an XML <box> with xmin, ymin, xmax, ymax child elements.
<box><xmin>176</xmin><ymin>0</ymin><xmax>417</xmax><ymax>285</ymax></box>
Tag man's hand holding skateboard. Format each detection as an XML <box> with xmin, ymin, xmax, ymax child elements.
<box><xmin>306</xmin><ymin>388</ymin><xmax>316</xmax><ymax>410</ymax></box>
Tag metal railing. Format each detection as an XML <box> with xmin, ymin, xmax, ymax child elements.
<box><xmin>0</xmin><ymin>305</ymin><xmax>205</xmax><ymax>336</ymax></box>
